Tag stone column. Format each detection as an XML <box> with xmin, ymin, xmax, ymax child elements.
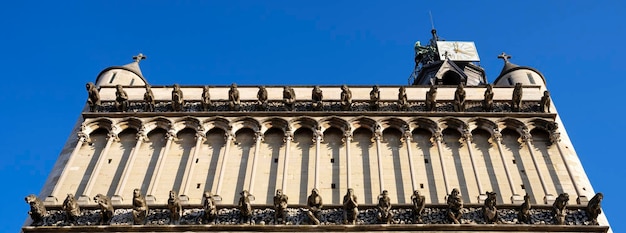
<box><xmin>374</xmin><ymin>125</ymin><xmax>385</xmax><ymax>192</ymax></box>
<box><xmin>215</xmin><ymin>131</ymin><xmax>234</xmax><ymax>197</ymax></box>
<box><xmin>181</xmin><ymin>130</ymin><xmax>206</xmax><ymax>196</ymax></box>
<box><xmin>434</xmin><ymin>129</ymin><xmax>450</xmax><ymax>196</ymax></box>
<box><xmin>344</xmin><ymin>129</ymin><xmax>352</xmax><ymax>189</ymax></box>
<box><xmin>403</xmin><ymin>127</ymin><xmax>417</xmax><ymax>192</ymax></box>
<box><xmin>522</xmin><ymin>128</ymin><xmax>552</xmax><ymax>203</ymax></box>
<box><xmin>146</xmin><ymin>129</ymin><xmax>176</xmax><ymax>202</ymax></box>
<box><xmin>83</xmin><ymin>131</ymin><xmax>118</xmax><ymax>199</ymax></box>
<box><xmin>281</xmin><ymin>130</ymin><xmax>293</xmax><ymax>192</ymax></box>
<box><xmin>550</xmin><ymin>129</ymin><xmax>585</xmax><ymax>203</ymax></box>
<box><xmin>113</xmin><ymin>128</ymin><xmax>147</xmax><ymax>203</ymax></box>
<box><xmin>248</xmin><ymin>131</ymin><xmax>263</xmax><ymax>195</ymax></box>
<box><xmin>49</xmin><ymin>132</ymin><xmax>88</xmax><ymax>202</ymax></box>
<box><xmin>492</xmin><ymin>129</ymin><xmax>520</xmax><ymax>203</ymax></box>
<box><xmin>462</xmin><ymin>129</ymin><xmax>484</xmax><ymax>201</ymax></box>
<box><xmin>313</xmin><ymin>126</ymin><xmax>323</xmax><ymax>190</ymax></box>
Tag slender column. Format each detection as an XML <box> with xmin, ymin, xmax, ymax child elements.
<box><xmin>147</xmin><ymin>130</ymin><xmax>176</xmax><ymax>196</ymax></box>
<box><xmin>374</xmin><ymin>125</ymin><xmax>384</xmax><ymax>192</ymax></box>
<box><xmin>83</xmin><ymin>131</ymin><xmax>118</xmax><ymax>197</ymax></box>
<box><xmin>492</xmin><ymin>129</ymin><xmax>518</xmax><ymax>196</ymax></box>
<box><xmin>181</xmin><ymin>130</ymin><xmax>206</xmax><ymax>195</ymax></box>
<box><xmin>463</xmin><ymin>129</ymin><xmax>484</xmax><ymax>195</ymax></box>
<box><xmin>115</xmin><ymin>129</ymin><xmax>147</xmax><ymax>197</ymax></box>
<box><xmin>313</xmin><ymin>126</ymin><xmax>323</xmax><ymax>189</ymax></box>
<box><xmin>215</xmin><ymin>131</ymin><xmax>234</xmax><ymax>196</ymax></box>
<box><xmin>281</xmin><ymin>130</ymin><xmax>293</xmax><ymax>192</ymax></box>
<box><xmin>51</xmin><ymin>133</ymin><xmax>88</xmax><ymax>199</ymax></box>
<box><xmin>344</xmin><ymin>130</ymin><xmax>352</xmax><ymax>189</ymax></box>
<box><xmin>434</xmin><ymin>129</ymin><xmax>450</xmax><ymax>195</ymax></box>
<box><xmin>403</xmin><ymin>128</ymin><xmax>417</xmax><ymax>192</ymax></box>
<box><xmin>550</xmin><ymin>130</ymin><xmax>582</xmax><ymax>198</ymax></box>
<box><xmin>522</xmin><ymin>128</ymin><xmax>550</xmax><ymax>199</ymax></box>
<box><xmin>248</xmin><ymin>131</ymin><xmax>263</xmax><ymax>194</ymax></box>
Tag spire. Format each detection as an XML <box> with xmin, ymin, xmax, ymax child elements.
<box><xmin>123</xmin><ymin>53</ymin><xmax>147</xmax><ymax>77</ymax></box>
<box><xmin>497</xmin><ymin>52</ymin><xmax>519</xmax><ymax>77</ymax></box>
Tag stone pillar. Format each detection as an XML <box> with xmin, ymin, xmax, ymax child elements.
<box><xmin>462</xmin><ymin>129</ymin><xmax>485</xmax><ymax>202</ymax></box>
<box><xmin>281</xmin><ymin>130</ymin><xmax>293</xmax><ymax>192</ymax></box>
<box><xmin>82</xmin><ymin>131</ymin><xmax>118</xmax><ymax>199</ymax></box>
<box><xmin>215</xmin><ymin>131</ymin><xmax>234</xmax><ymax>197</ymax></box>
<box><xmin>374</xmin><ymin>125</ymin><xmax>385</xmax><ymax>192</ymax></box>
<box><xmin>248</xmin><ymin>131</ymin><xmax>263</xmax><ymax>195</ymax></box>
<box><xmin>522</xmin><ymin>128</ymin><xmax>552</xmax><ymax>203</ymax></box>
<box><xmin>146</xmin><ymin>129</ymin><xmax>176</xmax><ymax>203</ymax></box>
<box><xmin>492</xmin><ymin>129</ymin><xmax>521</xmax><ymax>203</ymax></box>
<box><xmin>181</xmin><ymin>130</ymin><xmax>206</xmax><ymax>197</ymax></box>
<box><xmin>550</xmin><ymin>129</ymin><xmax>585</xmax><ymax>203</ymax></box>
<box><xmin>113</xmin><ymin>129</ymin><xmax>147</xmax><ymax>203</ymax></box>
<box><xmin>434</xmin><ymin>129</ymin><xmax>450</xmax><ymax>196</ymax></box>
<box><xmin>403</xmin><ymin>127</ymin><xmax>417</xmax><ymax>192</ymax></box>
<box><xmin>344</xmin><ymin>130</ymin><xmax>352</xmax><ymax>189</ymax></box>
<box><xmin>314</xmin><ymin>126</ymin><xmax>323</xmax><ymax>190</ymax></box>
<box><xmin>49</xmin><ymin>132</ymin><xmax>88</xmax><ymax>202</ymax></box>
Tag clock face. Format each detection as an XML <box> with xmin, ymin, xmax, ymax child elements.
<box><xmin>436</xmin><ymin>41</ymin><xmax>480</xmax><ymax>61</ymax></box>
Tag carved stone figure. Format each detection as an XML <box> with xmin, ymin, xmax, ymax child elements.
<box><xmin>369</xmin><ymin>85</ymin><xmax>380</xmax><ymax>111</ymax></box>
<box><xmin>343</xmin><ymin>188</ymin><xmax>358</xmax><ymax>225</ymax></box>
<box><xmin>86</xmin><ymin>82</ymin><xmax>100</xmax><ymax>112</ymax></box>
<box><xmin>447</xmin><ymin>188</ymin><xmax>463</xmax><ymax>224</ymax></box>
<box><xmin>201</xmin><ymin>86</ymin><xmax>212</xmax><ymax>111</ymax></box>
<box><xmin>398</xmin><ymin>86</ymin><xmax>408</xmax><ymax>111</ymax></box>
<box><xmin>377</xmin><ymin>190</ymin><xmax>393</xmax><ymax>224</ymax></box>
<box><xmin>114</xmin><ymin>84</ymin><xmax>129</xmax><ymax>112</ymax></box>
<box><xmin>202</xmin><ymin>191</ymin><xmax>218</xmax><ymax>224</ymax></box>
<box><xmin>132</xmin><ymin>189</ymin><xmax>148</xmax><ymax>225</ymax></box>
<box><xmin>425</xmin><ymin>85</ymin><xmax>437</xmax><ymax>111</ymax></box>
<box><xmin>25</xmin><ymin>194</ymin><xmax>47</xmax><ymax>226</ymax></box>
<box><xmin>283</xmin><ymin>86</ymin><xmax>295</xmax><ymax>111</ymax></box>
<box><xmin>483</xmin><ymin>84</ymin><xmax>494</xmax><ymax>112</ymax></box>
<box><xmin>167</xmin><ymin>190</ymin><xmax>183</xmax><ymax>225</ymax></box>
<box><xmin>144</xmin><ymin>85</ymin><xmax>155</xmax><ymax>112</ymax></box>
<box><xmin>312</xmin><ymin>86</ymin><xmax>323</xmax><ymax>111</ymax></box>
<box><xmin>518</xmin><ymin>193</ymin><xmax>532</xmax><ymax>224</ymax></box>
<box><xmin>93</xmin><ymin>194</ymin><xmax>114</xmax><ymax>225</ymax></box>
<box><xmin>273</xmin><ymin>189</ymin><xmax>289</xmax><ymax>224</ymax></box>
<box><xmin>171</xmin><ymin>84</ymin><xmax>184</xmax><ymax>111</ymax></box>
<box><xmin>586</xmin><ymin>192</ymin><xmax>603</xmax><ymax>225</ymax></box>
<box><xmin>229</xmin><ymin>83</ymin><xmax>240</xmax><ymax>111</ymax></box>
<box><xmin>552</xmin><ymin>193</ymin><xmax>569</xmax><ymax>225</ymax></box>
<box><xmin>306</xmin><ymin>188</ymin><xmax>323</xmax><ymax>225</ymax></box>
<box><xmin>257</xmin><ymin>86</ymin><xmax>268</xmax><ymax>110</ymax></box>
<box><xmin>540</xmin><ymin>90</ymin><xmax>551</xmax><ymax>113</ymax></box>
<box><xmin>239</xmin><ymin>190</ymin><xmax>253</xmax><ymax>224</ymax></box>
<box><xmin>482</xmin><ymin>191</ymin><xmax>498</xmax><ymax>224</ymax></box>
<box><xmin>62</xmin><ymin>194</ymin><xmax>81</xmax><ymax>225</ymax></box>
<box><xmin>453</xmin><ymin>83</ymin><xmax>466</xmax><ymax>112</ymax></box>
<box><xmin>411</xmin><ymin>190</ymin><xmax>426</xmax><ymax>223</ymax></box>
<box><xmin>512</xmin><ymin>83</ymin><xmax>523</xmax><ymax>112</ymax></box>
<box><xmin>340</xmin><ymin>85</ymin><xmax>352</xmax><ymax>111</ymax></box>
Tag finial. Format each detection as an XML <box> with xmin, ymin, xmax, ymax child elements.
<box><xmin>497</xmin><ymin>52</ymin><xmax>511</xmax><ymax>63</ymax></box>
<box><xmin>133</xmin><ymin>53</ymin><xmax>147</xmax><ymax>63</ymax></box>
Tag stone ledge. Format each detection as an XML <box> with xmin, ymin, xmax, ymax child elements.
<box><xmin>22</xmin><ymin>224</ymin><xmax>609</xmax><ymax>233</ymax></box>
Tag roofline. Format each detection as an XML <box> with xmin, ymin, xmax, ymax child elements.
<box><xmin>494</xmin><ymin>66</ymin><xmax>547</xmax><ymax>85</ymax></box>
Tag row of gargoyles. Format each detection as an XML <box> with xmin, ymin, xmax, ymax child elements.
<box><xmin>86</xmin><ymin>82</ymin><xmax>552</xmax><ymax>113</ymax></box>
<box><xmin>25</xmin><ymin>190</ymin><xmax>603</xmax><ymax>226</ymax></box>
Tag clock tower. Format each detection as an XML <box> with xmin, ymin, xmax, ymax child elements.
<box><xmin>410</xmin><ymin>29</ymin><xmax>486</xmax><ymax>86</ymax></box>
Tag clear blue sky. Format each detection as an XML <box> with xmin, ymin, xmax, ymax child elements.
<box><xmin>1</xmin><ymin>1</ymin><xmax>624</xmax><ymax>232</ymax></box>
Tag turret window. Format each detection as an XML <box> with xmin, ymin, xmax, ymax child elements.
<box><xmin>526</xmin><ymin>73</ymin><xmax>536</xmax><ymax>84</ymax></box>
<box><xmin>109</xmin><ymin>73</ymin><xmax>117</xmax><ymax>83</ymax></box>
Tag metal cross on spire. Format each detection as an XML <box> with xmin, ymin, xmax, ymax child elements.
<box><xmin>497</xmin><ymin>52</ymin><xmax>511</xmax><ymax>63</ymax></box>
<box><xmin>132</xmin><ymin>53</ymin><xmax>147</xmax><ymax>63</ymax></box>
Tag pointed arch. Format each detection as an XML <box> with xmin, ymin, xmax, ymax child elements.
<box><xmin>172</xmin><ymin>116</ymin><xmax>201</xmax><ymax>134</ymax></box>
<box><xmin>203</xmin><ymin>117</ymin><xmax>230</xmax><ymax>134</ymax></box>
<box><xmin>379</xmin><ymin>117</ymin><xmax>408</xmax><ymax>132</ymax></box>
<box><xmin>289</xmin><ymin>117</ymin><xmax>318</xmax><ymax>133</ymax></box>
<box><xmin>438</xmin><ymin>117</ymin><xmax>467</xmax><ymax>133</ymax></box>
<box><xmin>498</xmin><ymin>117</ymin><xmax>526</xmax><ymax>135</ymax></box>
<box><xmin>467</xmin><ymin>117</ymin><xmax>497</xmax><ymax>136</ymax></box>
<box><xmin>83</xmin><ymin>117</ymin><xmax>114</xmax><ymax>136</ymax></box>
<box><xmin>408</xmin><ymin>117</ymin><xmax>438</xmax><ymax>135</ymax></box>
<box><xmin>143</xmin><ymin>117</ymin><xmax>173</xmax><ymax>135</ymax></box>
<box><xmin>319</xmin><ymin>116</ymin><xmax>349</xmax><ymax>134</ymax></box>
<box><xmin>231</xmin><ymin>117</ymin><xmax>261</xmax><ymax>133</ymax></box>
<box><xmin>349</xmin><ymin>117</ymin><xmax>377</xmax><ymax>133</ymax></box>
<box><xmin>261</xmin><ymin>117</ymin><xmax>290</xmax><ymax>134</ymax></box>
<box><xmin>114</xmin><ymin>117</ymin><xmax>143</xmax><ymax>135</ymax></box>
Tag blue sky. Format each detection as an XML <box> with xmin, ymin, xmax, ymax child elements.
<box><xmin>1</xmin><ymin>1</ymin><xmax>624</xmax><ymax>232</ymax></box>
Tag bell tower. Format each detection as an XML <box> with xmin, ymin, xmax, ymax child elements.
<box><xmin>409</xmin><ymin>29</ymin><xmax>486</xmax><ymax>86</ymax></box>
